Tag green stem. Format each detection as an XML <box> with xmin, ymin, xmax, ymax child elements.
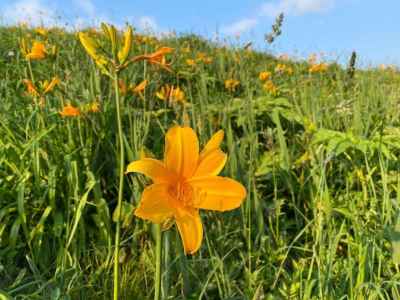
<box><xmin>154</xmin><ymin>225</ymin><xmax>162</xmax><ymax>300</ymax></box>
<box><xmin>113</xmin><ymin>71</ymin><xmax>125</xmax><ymax>300</ymax></box>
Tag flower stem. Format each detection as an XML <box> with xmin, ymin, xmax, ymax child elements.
<box><xmin>113</xmin><ymin>71</ymin><xmax>125</xmax><ymax>300</ymax></box>
<box><xmin>154</xmin><ymin>224</ymin><xmax>162</xmax><ymax>300</ymax></box>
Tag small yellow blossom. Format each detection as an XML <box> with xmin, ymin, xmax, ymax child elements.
<box><xmin>196</xmin><ymin>52</ymin><xmax>213</xmax><ymax>64</ymax></box>
<box><xmin>263</xmin><ymin>80</ymin><xmax>278</xmax><ymax>96</ymax></box>
<box><xmin>23</xmin><ymin>79</ymin><xmax>39</xmax><ymax>97</ymax></box>
<box><xmin>42</xmin><ymin>77</ymin><xmax>60</xmax><ymax>94</ymax></box>
<box><xmin>133</xmin><ymin>47</ymin><xmax>174</xmax><ymax>72</ymax></box>
<box><xmin>309</xmin><ymin>63</ymin><xmax>328</xmax><ymax>73</ymax></box>
<box><xmin>186</xmin><ymin>59</ymin><xmax>196</xmax><ymax>67</ymax></box>
<box><xmin>224</xmin><ymin>79</ymin><xmax>240</xmax><ymax>92</ymax></box>
<box><xmin>23</xmin><ymin>77</ymin><xmax>59</xmax><ymax>98</ymax></box>
<box><xmin>133</xmin><ymin>80</ymin><xmax>148</xmax><ymax>94</ymax></box>
<box><xmin>156</xmin><ymin>85</ymin><xmax>185</xmax><ymax>104</ymax></box>
<box><xmin>59</xmin><ymin>104</ymin><xmax>81</xmax><ymax>117</ymax></box>
<box><xmin>26</xmin><ymin>41</ymin><xmax>46</xmax><ymax>60</ymax></box>
<box><xmin>258</xmin><ymin>71</ymin><xmax>272</xmax><ymax>81</ymax></box>
<box><xmin>274</xmin><ymin>63</ymin><xmax>293</xmax><ymax>75</ymax></box>
<box><xmin>35</xmin><ymin>27</ymin><xmax>48</xmax><ymax>37</ymax></box>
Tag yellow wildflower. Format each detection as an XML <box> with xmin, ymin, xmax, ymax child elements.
<box><xmin>263</xmin><ymin>80</ymin><xmax>278</xmax><ymax>95</ymax></box>
<box><xmin>186</xmin><ymin>59</ymin><xmax>196</xmax><ymax>67</ymax></box>
<box><xmin>259</xmin><ymin>71</ymin><xmax>272</xmax><ymax>81</ymax></box>
<box><xmin>309</xmin><ymin>63</ymin><xmax>328</xmax><ymax>73</ymax></box>
<box><xmin>35</xmin><ymin>27</ymin><xmax>48</xmax><ymax>37</ymax></box>
<box><xmin>26</xmin><ymin>41</ymin><xmax>46</xmax><ymax>60</ymax></box>
<box><xmin>224</xmin><ymin>79</ymin><xmax>240</xmax><ymax>92</ymax></box>
<box><xmin>126</xmin><ymin>126</ymin><xmax>247</xmax><ymax>254</ymax></box>
<box><xmin>59</xmin><ymin>104</ymin><xmax>81</xmax><ymax>117</ymax></box>
<box><xmin>133</xmin><ymin>47</ymin><xmax>174</xmax><ymax>72</ymax></box>
<box><xmin>275</xmin><ymin>63</ymin><xmax>293</xmax><ymax>75</ymax></box>
<box><xmin>156</xmin><ymin>85</ymin><xmax>185</xmax><ymax>104</ymax></box>
<box><xmin>133</xmin><ymin>80</ymin><xmax>148</xmax><ymax>94</ymax></box>
<box><xmin>42</xmin><ymin>77</ymin><xmax>60</xmax><ymax>94</ymax></box>
<box><xmin>23</xmin><ymin>79</ymin><xmax>39</xmax><ymax>97</ymax></box>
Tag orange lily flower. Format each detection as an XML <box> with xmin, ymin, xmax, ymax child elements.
<box><xmin>42</xmin><ymin>77</ymin><xmax>60</xmax><ymax>94</ymax></box>
<box><xmin>23</xmin><ymin>79</ymin><xmax>39</xmax><ymax>97</ymax></box>
<box><xmin>186</xmin><ymin>59</ymin><xmax>196</xmax><ymax>67</ymax></box>
<box><xmin>26</xmin><ymin>41</ymin><xmax>46</xmax><ymax>60</ymax></box>
<box><xmin>118</xmin><ymin>79</ymin><xmax>129</xmax><ymax>96</ymax></box>
<box><xmin>156</xmin><ymin>85</ymin><xmax>185</xmax><ymax>104</ymax></box>
<box><xmin>263</xmin><ymin>80</ymin><xmax>278</xmax><ymax>95</ymax></box>
<box><xmin>258</xmin><ymin>71</ymin><xmax>272</xmax><ymax>81</ymax></box>
<box><xmin>126</xmin><ymin>126</ymin><xmax>247</xmax><ymax>254</ymax></box>
<box><xmin>133</xmin><ymin>79</ymin><xmax>148</xmax><ymax>94</ymax></box>
<box><xmin>224</xmin><ymin>79</ymin><xmax>240</xmax><ymax>92</ymax></box>
<box><xmin>59</xmin><ymin>104</ymin><xmax>81</xmax><ymax>117</ymax></box>
<box><xmin>133</xmin><ymin>47</ymin><xmax>174</xmax><ymax>71</ymax></box>
<box><xmin>309</xmin><ymin>63</ymin><xmax>328</xmax><ymax>73</ymax></box>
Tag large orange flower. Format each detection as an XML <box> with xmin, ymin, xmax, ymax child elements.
<box><xmin>126</xmin><ymin>126</ymin><xmax>246</xmax><ymax>254</ymax></box>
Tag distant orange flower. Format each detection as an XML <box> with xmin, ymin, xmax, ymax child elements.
<box><xmin>133</xmin><ymin>47</ymin><xmax>174</xmax><ymax>71</ymax></box>
<box><xmin>186</xmin><ymin>59</ymin><xmax>196</xmax><ymax>67</ymax></box>
<box><xmin>59</xmin><ymin>104</ymin><xmax>81</xmax><ymax>117</ymax></box>
<box><xmin>23</xmin><ymin>77</ymin><xmax>59</xmax><ymax>98</ymax></box>
<box><xmin>42</xmin><ymin>77</ymin><xmax>60</xmax><ymax>94</ymax></box>
<box><xmin>133</xmin><ymin>80</ymin><xmax>148</xmax><ymax>94</ymax></box>
<box><xmin>263</xmin><ymin>80</ymin><xmax>278</xmax><ymax>96</ymax></box>
<box><xmin>224</xmin><ymin>79</ymin><xmax>240</xmax><ymax>92</ymax></box>
<box><xmin>156</xmin><ymin>85</ymin><xmax>185</xmax><ymax>104</ymax></box>
<box><xmin>258</xmin><ymin>71</ymin><xmax>272</xmax><ymax>81</ymax></box>
<box><xmin>118</xmin><ymin>80</ymin><xmax>129</xmax><ymax>96</ymax></box>
<box><xmin>274</xmin><ymin>63</ymin><xmax>293</xmax><ymax>75</ymax></box>
<box><xmin>126</xmin><ymin>126</ymin><xmax>247</xmax><ymax>254</ymax></box>
<box><xmin>26</xmin><ymin>41</ymin><xmax>46</xmax><ymax>60</ymax></box>
<box><xmin>196</xmin><ymin>52</ymin><xmax>213</xmax><ymax>64</ymax></box>
<box><xmin>23</xmin><ymin>79</ymin><xmax>39</xmax><ymax>97</ymax></box>
<box><xmin>309</xmin><ymin>63</ymin><xmax>328</xmax><ymax>73</ymax></box>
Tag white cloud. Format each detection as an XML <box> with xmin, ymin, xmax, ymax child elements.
<box><xmin>73</xmin><ymin>0</ymin><xmax>96</xmax><ymax>17</ymax></box>
<box><xmin>260</xmin><ymin>0</ymin><xmax>335</xmax><ymax>17</ymax></box>
<box><xmin>221</xmin><ymin>18</ymin><xmax>258</xmax><ymax>36</ymax></box>
<box><xmin>2</xmin><ymin>0</ymin><xmax>57</xmax><ymax>26</ymax></box>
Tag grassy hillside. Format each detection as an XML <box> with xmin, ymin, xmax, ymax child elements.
<box><xmin>1</xmin><ymin>24</ymin><xmax>400</xmax><ymax>299</ymax></box>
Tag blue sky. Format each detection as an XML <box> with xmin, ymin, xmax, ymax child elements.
<box><xmin>1</xmin><ymin>0</ymin><xmax>399</xmax><ymax>66</ymax></box>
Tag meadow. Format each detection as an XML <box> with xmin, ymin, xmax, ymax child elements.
<box><xmin>1</xmin><ymin>23</ymin><xmax>400</xmax><ymax>299</ymax></box>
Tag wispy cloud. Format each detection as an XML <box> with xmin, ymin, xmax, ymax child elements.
<box><xmin>2</xmin><ymin>0</ymin><xmax>57</xmax><ymax>26</ymax></box>
<box><xmin>221</xmin><ymin>18</ymin><xmax>258</xmax><ymax>36</ymax></box>
<box><xmin>260</xmin><ymin>0</ymin><xmax>335</xmax><ymax>17</ymax></box>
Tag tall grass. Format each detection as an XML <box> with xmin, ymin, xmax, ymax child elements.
<box><xmin>1</xmin><ymin>25</ymin><xmax>400</xmax><ymax>299</ymax></box>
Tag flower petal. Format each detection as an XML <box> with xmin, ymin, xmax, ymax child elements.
<box><xmin>194</xmin><ymin>149</ymin><xmax>227</xmax><ymax>177</ymax></box>
<box><xmin>134</xmin><ymin>183</ymin><xmax>176</xmax><ymax>223</ymax></box>
<box><xmin>164</xmin><ymin>126</ymin><xmax>199</xmax><ymax>178</ymax></box>
<box><xmin>188</xmin><ymin>176</ymin><xmax>246</xmax><ymax>211</ymax></box>
<box><xmin>175</xmin><ymin>210</ymin><xmax>203</xmax><ymax>254</ymax></box>
<box><xmin>126</xmin><ymin>158</ymin><xmax>175</xmax><ymax>183</ymax></box>
<box><xmin>200</xmin><ymin>130</ymin><xmax>224</xmax><ymax>160</ymax></box>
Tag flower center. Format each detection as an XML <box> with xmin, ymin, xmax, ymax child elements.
<box><xmin>168</xmin><ymin>180</ymin><xmax>193</xmax><ymax>208</ymax></box>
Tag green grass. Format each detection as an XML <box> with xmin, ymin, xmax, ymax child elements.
<box><xmin>1</xmin><ymin>25</ymin><xmax>400</xmax><ymax>299</ymax></box>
